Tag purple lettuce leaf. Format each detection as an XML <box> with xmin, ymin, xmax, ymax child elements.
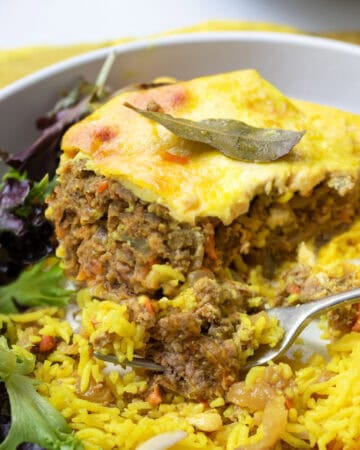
<box><xmin>3</xmin><ymin>53</ymin><xmax>115</xmax><ymax>182</ymax></box>
<box><xmin>0</xmin><ymin>174</ymin><xmax>55</xmax><ymax>284</ymax></box>
<box><xmin>0</xmin><ymin>53</ymin><xmax>115</xmax><ymax>283</ymax></box>
<box><xmin>0</xmin><ymin>178</ymin><xmax>30</xmax><ymax>210</ymax></box>
<box><xmin>5</xmin><ymin>96</ymin><xmax>91</xmax><ymax>182</ymax></box>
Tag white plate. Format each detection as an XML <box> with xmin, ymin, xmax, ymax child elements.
<box><xmin>1</xmin><ymin>31</ymin><xmax>359</xmax><ymax>352</ymax></box>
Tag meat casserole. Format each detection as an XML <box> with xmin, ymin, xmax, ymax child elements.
<box><xmin>47</xmin><ymin>70</ymin><xmax>360</xmax><ymax>400</ymax></box>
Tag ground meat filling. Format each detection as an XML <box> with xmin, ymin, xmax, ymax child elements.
<box><xmin>86</xmin><ymin>275</ymin><xmax>269</xmax><ymax>401</ymax></box>
<box><xmin>121</xmin><ymin>277</ymin><xmax>262</xmax><ymax>400</ymax></box>
<box><xmin>147</xmin><ymin>277</ymin><xmax>258</xmax><ymax>399</ymax></box>
<box><xmin>216</xmin><ymin>184</ymin><xmax>360</xmax><ymax>275</ymax></box>
<box><xmin>275</xmin><ymin>263</ymin><xmax>360</xmax><ymax>334</ymax></box>
<box><xmin>47</xmin><ymin>159</ymin><xmax>360</xmax><ymax>400</ymax></box>
<box><xmin>49</xmin><ymin>160</ymin><xmax>206</xmax><ymax>297</ymax></box>
<box><xmin>48</xmin><ymin>160</ymin><xmax>360</xmax><ymax>298</ymax></box>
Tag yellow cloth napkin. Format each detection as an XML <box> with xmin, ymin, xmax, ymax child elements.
<box><xmin>0</xmin><ymin>20</ymin><xmax>359</xmax><ymax>88</ymax></box>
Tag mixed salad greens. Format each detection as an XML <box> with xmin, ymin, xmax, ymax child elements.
<box><xmin>0</xmin><ymin>338</ymin><xmax>83</xmax><ymax>450</ymax></box>
<box><xmin>0</xmin><ymin>170</ymin><xmax>55</xmax><ymax>285</ymax></box>
<box><xmin>0</xmin><ymin>54</ymin><xmax>114</xmax><ymax>450</ymax></box>
<box><xmin>0</xmin><ymin>53</ymin><xmax>115</xmax><ymax>286</ymax></box>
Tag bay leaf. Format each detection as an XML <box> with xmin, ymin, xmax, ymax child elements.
<box><xmin>124</xmin><ymin>102</ymin><xmax>305</xmax><ymax>162</ymax></box>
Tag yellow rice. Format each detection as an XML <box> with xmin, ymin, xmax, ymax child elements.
<box><xmin>3</xmin><ymin>218</ymin><xmax>360</xmax><ymax>449</ymax></box>
<box><xmin>2</xmin><ymin>294</ymin><xmax>360</xmax><ymax>449</ymax></box>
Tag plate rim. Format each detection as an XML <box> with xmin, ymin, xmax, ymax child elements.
<box><xmin>1</xmin><ymin>30</ymin><xmax>360</xmax><ymax>102</ymax></box>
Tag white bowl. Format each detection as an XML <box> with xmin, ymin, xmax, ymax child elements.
<box><xmin>1</xmin><ymin>32</ymin><xmax>360</xmax><ymax>448</ymax></box>
<box><xmin>0</xmin><ymin>31</ymin><xmax>360</xmax><ymax>156</ymax></box>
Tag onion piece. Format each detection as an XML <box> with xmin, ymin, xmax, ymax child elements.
<box><xmin>235</xmin><ymin>396</ymin><xmax>288</xmax><ymax>450</ymax></box>
<box><xmin>227</xmin><ymin>381</ymin><xmax>276</xmax><ymax>412</ymax></box>
<box><xmin>136</xmin><ymin>431</ymin><xmax>187</xmax><ymax>450</ymax></box>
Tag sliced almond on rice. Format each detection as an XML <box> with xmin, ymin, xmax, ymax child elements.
<box><xmin>136</xmin><ymin>430</ymin><xmax>187</xmax><ymax>450</ymax></box>
<box><xmin>188</xmin><ymin>412</ymin><xmax>223</xmax><ymax>432</ymax></box>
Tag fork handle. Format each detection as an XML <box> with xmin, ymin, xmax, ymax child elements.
<box><xmin>270</xmin><ymin>287</ymin><xmax>360</xmax><ymax>347</ymax></box>
<box><xmin>301</xmin><ymin>287</ymin><xmax>360</xmax><ymax>320</ymax></box>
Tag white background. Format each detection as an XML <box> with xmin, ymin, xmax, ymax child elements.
<box><xmin>1</xmin><ymin>0</ymin><xmax>360</xmax><ymax>48</ymax></box>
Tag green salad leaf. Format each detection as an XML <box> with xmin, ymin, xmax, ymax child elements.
<box><xmin>0</xmin><ymin>337</ymin><xmax>83</xmax><ymax>450</ymax></box>
<box><xmin>5</xmin><ymin>171</ymin><xmax>57</xmax><ymax>220</ymax></box>
<box><xmin>3</xmin><ymin>52</ymin><xmax>115</xmax><ymax>182</ymax></box>
<box><xmin>0</xmin><ymin>169</ymin><xmax>56</xmax><ymax>285</ymax></box>
<box><xmin>0</xmin><ymin>260</ymin><xmax>74</xmax><ymax>314</ymax></box>
<box><xmin>125</xmin><ymin>102</ymin><xmax>305</xmax><ymax>162</ymax></box>
<box><xmin>24</xmin><ymin>173</ymin><xmax>57</xmax><ymax>205</ymax></box>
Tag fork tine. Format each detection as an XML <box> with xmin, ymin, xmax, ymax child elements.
<box><xmin>93</xmin><ymin>351</ymin><xmax>165</xmax><ymax>372</ymax></box>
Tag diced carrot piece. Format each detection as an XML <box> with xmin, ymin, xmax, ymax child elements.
<box><xmin>76</xmin><ymin>268</ymin><xmax>87</xmax><ymax>281</ymax></box>
<box><xmin>90</xmin><ymin>260</ymin><xmax>103</xmax><ymax>275</ymax></box>
<box><xmin>285</xmin><ymin>396</ymin><xmax>293</xmax><ymax>410</ymax></box>
<box><xmin>205</xmin><ymin>225</ymin><xmax>217</xmax><ymax>260</ymax></box>
<box><xmin>148</xmin><ymin>256</ymin><xmax>160</xmax><ymax>266</ymax></box>
<box><xmin>288</xmin><ymin>284</ymin><xmax>301</xmax><ymax>294</ymax></box>
<box><xmin>55</xmin><ymin>223</ymin><xmax>65</xmax><ymax>239</ymax></box>
<box><xmin>351</xmin><ymin>303</ymin><xmax>360</xmax><ymax>331</ymax></box>
<box><xmin>39</xmin><ymin>335</ymin><xmax>57</xmax><ymax>353</ymax></box>
<box><xmin>147</xmin><ymin>384</ymin><xmax>162</xmax><ymax>405</ymax></box>
<box><xmin>144</xmin><ymin>297</ymin><xmax>155</xmax><ymax>315</ymax></box>
<box><xmin>161</xmin><ymin>151</ymin><xmax>189</xmax><ymax>164</ymax></box>
<box><xmin>97</xmin><ymin>180</ymin><xmax>109</xmax><ymax>193</ymax></box>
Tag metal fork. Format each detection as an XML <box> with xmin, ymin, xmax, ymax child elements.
<box><xmin>243</xmin><ymin>287</ymin><xmax>360</xmax><ymax>370</ymax></box>
<box><xmin>94</xmin><ymin>288</ymin><xmax>360</xmax><ymax>373</ymax></box>
<box><xmin>93</xmin><ymin>351</ymin><xmax>164</xmax><ymax>372</ymax></box>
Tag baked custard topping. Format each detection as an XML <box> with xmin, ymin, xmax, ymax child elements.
<box><xmin>61</xmin><ymin>70</ymin><xmax>360</xmax><ymax>225</ymax></box>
